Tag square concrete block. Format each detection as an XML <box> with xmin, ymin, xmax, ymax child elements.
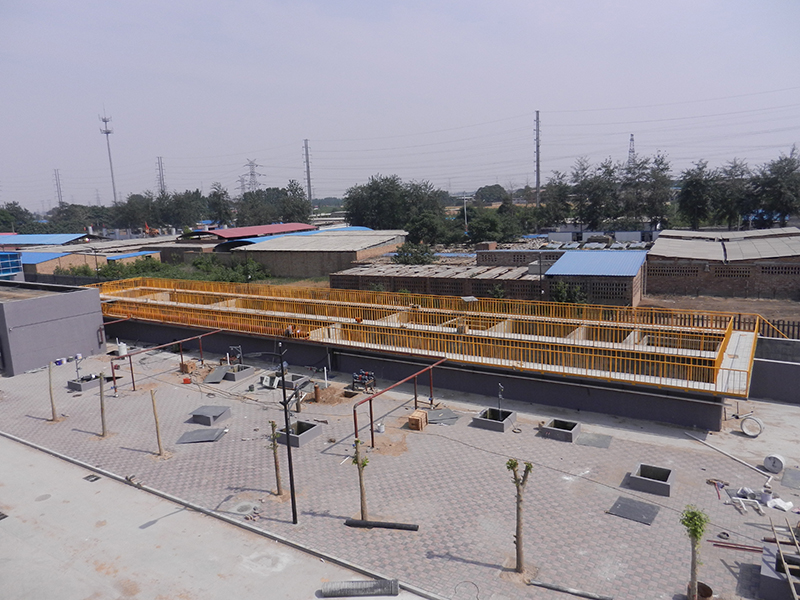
<box><xmin>67</xmin><ymin>375</ymin><xmax>112</xmax><ymax>392</ymax></box>
<box><xmin>278</xmin><ymin>373</ymin><xmax>310</xmax><ymax>390</ymax></box>
<box><xmin>278</xmin><ymin>420</ymin><xmax>322</xmax><ymax>447</ymax></box>
<box><xmin>541</xmin><ymin>419</ymin><xmax>581</xmax><ymax>442</ymax></box>
<box><xmin>628</xmin><ymin>463</ymin><xmax>674</xmax><ymax>497</ymax></box>
<box><xmin>223</xmin><ymin>364</ymin><xmax>256</xmax><ymax>381</ymax></box>
<box><xmin>190</xmin><ymin>405</ymin><xmax>231</xmax><ymax>426</ymax></box>
<box><xmin>472</xmin><ymin>408</ymin><xmax>516</xmax><ymax>432</ymax></box>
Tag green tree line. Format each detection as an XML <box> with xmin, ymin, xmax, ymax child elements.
<box><xmin>0</xmin><ymin>180</ymin><xmax>312</xmax><ymax>234</ymax></box>
<box><xmin>343</xmin><ymin>149</ymin><xmax>800</xmax><ymax>244</ymax></box>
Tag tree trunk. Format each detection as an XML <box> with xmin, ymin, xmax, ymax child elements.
<box><xmin>689</xmin><ymin>536</ymin><xmax>698</xmax><ymax>600</ymax></box>
<box><xmin>515</xmin><ymin>489</ymin><xmax>524</xmax><ymax>573</ymax></box>
<box><xmin>270</xmin><ymin>421</ymin><xmax>282</xmax><ymax>496</ymax></box>
<box><xmin>355</xmin><ymin>441</ymin><xmax>368</xmax><ymax>521</ymax></box>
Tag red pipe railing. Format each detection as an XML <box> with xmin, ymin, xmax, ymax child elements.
<box><xmin>353</xmin><ymin>358</ymin><xmax>447</xmax><ymax>447</ymax></box>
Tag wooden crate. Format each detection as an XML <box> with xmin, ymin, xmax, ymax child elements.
<box><xmin>180</xmin><ymin>361</ymin><xmax>197</xmax><ymax>374</ymax></box>
<box><xmin>408</xmin><ymin>409</ymin><xmax>427</xmax><ymax>431</ymax></box>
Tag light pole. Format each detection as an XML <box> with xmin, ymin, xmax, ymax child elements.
<box><xmin>277</xmin><ymin>343</ymin><xmax>298</xmax><ymax>524</ymax></box>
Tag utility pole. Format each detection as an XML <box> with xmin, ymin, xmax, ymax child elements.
<box><xmin>53</xmin><ymin>169</ymin><xmax>64</xmax><ymax>206</ymax></box>
<box><xmin>303</xmin><ymin>139</ymin><xmax>313</xmax><ymax>203</ymax></box>
<box><xmin>535</xmin><ymin>110</ymin><xmax>541</xmax><ymax>208</ymax></box>
<box><xmin>156</xmin><ymin>157</ymin><xmax>167</xmax><ymax>195</ymax></box>
<box><xmin>99</xmin><ymin>113</ymin><xmax>118</xmax><ymax>204</ymax></box>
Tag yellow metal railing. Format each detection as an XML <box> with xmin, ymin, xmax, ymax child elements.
<box><xmin>97</xmin><ymin>277</ymin><xmax>755</xmax><ymax>333</ymax></box>
<box><xmin>95</xmin><ymin>278</ymin><xmax>759</xmax><ymax>396</ymax></box>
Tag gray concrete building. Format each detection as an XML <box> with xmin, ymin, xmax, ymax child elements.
<box><xmin>0</xmin><ymin>281</ymin><xmax>106</xmax><ymax>376</ymax></box>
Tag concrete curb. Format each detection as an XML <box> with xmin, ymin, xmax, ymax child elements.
<box><xmin>0</xmin><ymin>429</ymin><xmax>447</xmax><ymax>600</ymax></box>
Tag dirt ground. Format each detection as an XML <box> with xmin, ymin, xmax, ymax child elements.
<box><xmin>639</xmin><ymin>294</ymin><xmax>800</xmax><ymax>321</ymax></box>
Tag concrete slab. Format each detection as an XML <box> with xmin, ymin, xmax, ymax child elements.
<box><xmin>0</xmin><ymin>436</ymin><xmax>424</xmax><ymax>600</ymax></box>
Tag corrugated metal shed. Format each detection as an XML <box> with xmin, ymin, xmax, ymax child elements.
<box><xmin>107</xmin><ymin>251</ymin><xmax>159</xmax><ymax>261</ymax></box>
<box><xmin>0</xmin><ymin>234</ymin><xmax>87</xmax><ymax>246</ymax></box>
<box><xmin>20</xmin><ymin>252</ymin><xmax>68</xmax><ymax>265</ymax></box>
<box><xmin>546</xmin><ymin>250</ymin><xmax>647</xmax><ymax>277</ymax></box>
<box><xmin>658</xmin><ymin>227</ymin><xmax>800</xmax><ymax>241</ymax></box>
<box><xmin>206</xmin><ymin>223</ymin><xmax>316</xmax><ymax>239</ymax></box>
<box><xmin>648</xmin><ymin>238</ymin><xmax>724</xmax><ymax>261</ymax></box>
<box><xmin>238</xmin><ymin>230</ymin><xmax>405</xmax><ymax>253</ymax></box>
<box><xmin>214</xmin><ymin>226</ymin><xmax>373</xmax><ymax>252</ymax></box>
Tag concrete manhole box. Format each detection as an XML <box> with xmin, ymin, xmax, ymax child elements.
<box><xmin>541</xmin><ymin>419</ymin><xmax>581</xmax><ymax>442</ymax></box>
<box><xmin>278</xmin><ymin>420</ymin><xmax>322</xmax><ymax>447</ymax></box>
<box><xmin>472</xmin><ymin>408</ymin><xmax>516</xmax><ymax>432</ymax></box>
<box><xmin>628</xmin><ymin>463</ymin><xmax>674</xmax><ymax>497</ymax></box>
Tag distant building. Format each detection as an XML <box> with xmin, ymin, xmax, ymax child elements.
<box><xmin>646</xmin><ymin>227</ymin><xmax>800</xmax><ymax>299</ymax></box>
<box><xmin>233</xmin><ymin>229</ymin><xmax>406</xmax><ymax>278</ymax></box>
<box><xmin>331</xmin><ymin>250</ymin><xmax>647</xmax><ymax>306</ymax></box>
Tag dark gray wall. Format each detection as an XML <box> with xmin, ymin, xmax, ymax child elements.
<box><xmin>0</xmin><ymin>284</ymin><xmax>106</xmax><ymax>376</ymax></box>
<box><xmin>750</xmin><ymin>359</ymin><xmax>800</xmax><ymax>405</ymax></box>
<box><xmin>755</xmin><ymin>337</ymin><xmax>800</xmax><ymax>362</ymax></box>
<box><xmin>106</xmin><ymin>321</ymin><xmax>724</xmax><ymax>431</ymax></box>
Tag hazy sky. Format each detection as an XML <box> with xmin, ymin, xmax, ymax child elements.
<box><xmin>2</xmin><ymin>0</ymin><xmax>799</xmax><ymax>212</ymax></box>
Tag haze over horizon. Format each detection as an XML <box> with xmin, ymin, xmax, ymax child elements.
<box><xmin>2</xmin><ymin>0</ymin><xmax>799</xmax><ymax>212</ymax></box>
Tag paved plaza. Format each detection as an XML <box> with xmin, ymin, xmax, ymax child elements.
<box><xmin>2</xmin><ymin>346</ymin><xmax>799</xmax><ymax>599</ymax></box>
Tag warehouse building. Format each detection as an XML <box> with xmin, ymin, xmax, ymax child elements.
<box><xmin>332</xmin><ymin>250</ymin><xmax>647</xmax><ymax>306</ymax></box>
<box><xmin>646</xmin><ymin>227</ymin><xmax>800</xmax><ymax>298</ymax></box>
<box><xmin>232</xmin><ymin>229</ymin><xmax>406</xmax><ymax>278</ymax></box>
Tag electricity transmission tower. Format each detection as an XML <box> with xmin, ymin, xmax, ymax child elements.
<box><xmin>628</xmin><ymin>134</ymin><xmax>636</xmax><ymax>167</ymax></box>
<box><xmin>237</xmin><ymin>176</ymin><xmax>247</xmax><ymax>197</ymax></box>
<box><xmin>99</xmin><ymin>113</ymin><xmax>118</xmax><ymax>204</ymax></box>
<box><xmin>303</xmin><ymin>139</ymin><xmax>313</xmax><ymax>203</ymax></box>
<box><xmin>156</xmin><ymin>157</ymin><xmax>167</xmax><ymax>195</ymax></box>
<box><xmin>244</xmin><ymin>159</ymin><xmax>263</xmax><ymax>192</ymax></box>
<box><xmin>53</xmin><ymin>169</ymin><xmax>64</xmax><ymax>206</ymax></box>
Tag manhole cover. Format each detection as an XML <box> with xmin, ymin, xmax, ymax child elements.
<box><xmin>234</xmin><ymin>502</ymin><xmax>255</xmax><ymax>514</ymax></box>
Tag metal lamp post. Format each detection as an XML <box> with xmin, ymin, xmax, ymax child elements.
<box><xmin>277</xmin><ymin>342</ymin><xmax>298</xmax><ymax>524</ymax></box>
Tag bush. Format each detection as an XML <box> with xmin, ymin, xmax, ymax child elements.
<box><xmin>392</xmin><ymin>242</ymin><xmax>435</xmax><ymax>265</ymax></box>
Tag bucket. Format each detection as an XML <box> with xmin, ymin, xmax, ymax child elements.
<box><xmin>182</xmin><ymin>377</ymin><xmax>191</xmax><ymax>384</ymax></box>
<box><xmin>117</xmin><ymin>342</ymin><xmax>128</xmax><ymax>357</ymax></box>
<box><xmin>74</xmin><ymin>353</ymin><xmax>82</xmax><ymax>361</ymax></box>
<box><xmin>376</xmin><ymin>422</ymin><xmax>385</xmax><ymax>433</ymax></box>
<box><xmin>55</xmin><ymin>358</ymin><xmax>65</xmax><ymax>366</ymax></box>
<box><xmin>689</xmin><ymin>582</ymin><xmax>713</xmax><ymax>599</ymax></box>
<box><xmin>761</xmin><ymin>488</ymin><xmax>773</xmax><ymax>504</ymax></box>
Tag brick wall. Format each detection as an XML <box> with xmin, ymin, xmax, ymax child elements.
<box><xmin>646</xmin><ymin>257</ymin><xmax>800</xmax><ymax>299</ymax></box>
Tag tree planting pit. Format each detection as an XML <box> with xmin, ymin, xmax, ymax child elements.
<box><xmin>278</xmin><ymin>420</ymin><xmax>322</xmax><ymax>447</ymax></box>
<box><xmin>540</xmin><ymin>419</ymin><xmax>581</xmax><ymax>442</ymax></box>
<box><xmin>472</xmin><ymin>408</ymin><xmax>516</xmax><ymax>432</ymax></box>
<box><xmin>628</xmin><ymin>463</ymin><xmax>674</xmax><ymax>497</ymax></box>
<box><xmin>223</xmin><ymin>364</ymin><xmax>256</xmax><ymax>381</ymax></box>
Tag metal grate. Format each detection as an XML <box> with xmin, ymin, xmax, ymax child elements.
<box><xmin>83</xmin><ymin>474</ymin><xmax>101</xmax><ymax>482</ymax></box>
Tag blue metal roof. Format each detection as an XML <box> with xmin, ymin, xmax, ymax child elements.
<box><xmin>20</xmin><ymin>252</ymin><xmax>68</xmax><ymax>265</ymax></box>
<box><xmin>546</xmin><ymin>250</ymin><xmax>647</xmax><ymax>277</ymax></box>
<box><xmin>213</xmin><ymin>226</ymin><xmax>373</xmax><ymax>252</ymax></box>
<box><xmin>107</xmin><ymin>251</ymin><xmax>158</xmax><ymax>261</ymax></box>
<box><xmin>0</xmin><ymin>233</ymin><xmax>86</xmax><ymax>246</ymax></box>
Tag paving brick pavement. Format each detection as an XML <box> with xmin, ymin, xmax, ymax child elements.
<box><xmin>0</xmin><ymin>349</ymin><xmax>793</xmax><ymax>599</ymax></box>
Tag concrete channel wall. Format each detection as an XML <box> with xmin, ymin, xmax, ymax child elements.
<box><xmin>750</xmin><ymin>337</ymin><xmax>800</xmax><ymax>405</ymax></box>
<box><xmin>105</xmin><ymin>320</ymin><xmax>725</xmax><ymax>432</ymax></box>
